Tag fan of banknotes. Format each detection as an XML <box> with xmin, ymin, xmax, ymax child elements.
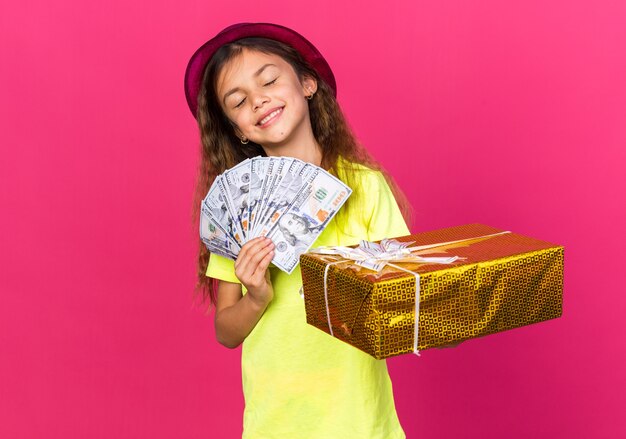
<box><xmin>200</xmin><ymin>156</ymin><xmax>352</xmax><ymax>274</ymax></box>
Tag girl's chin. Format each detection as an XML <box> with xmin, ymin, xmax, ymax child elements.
<box><xmin>254</xmin><ymin>133</ymin><xmax>294</xmax><ymax>148</ymax></box>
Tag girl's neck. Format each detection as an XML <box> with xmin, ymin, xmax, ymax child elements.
<box><xmin>261</xmin><ymin>137</ymin><xmax>322</xmax><ymax>167</ymax></box>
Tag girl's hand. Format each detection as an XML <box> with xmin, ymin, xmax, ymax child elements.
<box><xmin>213</xmin><ymin>237</ymin><xmax>276</xmax><ymax>349</ymax></box>
<box><xmin>234</xmin><ymin>237</ymin><xmax>275</xmax><ymax>308</ymax></box>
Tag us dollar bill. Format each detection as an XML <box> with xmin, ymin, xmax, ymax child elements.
<box><xmin>222</xmin><ymin>158</ymin><xmax>251</xmax><ymax>241</ymax></box>
<box><xmin>252</xmin><ymin>157</ymin><xmax>290</xmax><ymax>236</ymax></box>
<box><xmin>200</xmin><ymin>204</ymin><xmax>240</xmax><ymax>259</ymax></box>
<box><xmin>255</xmin><ymin>161</ymin><xmax>314</xmax><ymax>238</ymax></box>
<box><xmin>203</xmin><ymin>175</ymin><xmax>244</xmax><ymax>246</ymax></box>
<box><xmin>248</xmin><ymin>156</ymin><xmax>269</xmax><ymax>239</ymax></box>
<box><xmin>200</xmin><ymin>156</ymin><xmax>352</xmax><ymax>273</ymax></box>
<box><xmin>266</xmin><ymin>168</ymin><xmax>352</xmax><ymax>274</ymax></box>
<box><xmin>256</xmin><ymin>158</ymin><xmax>303</xmax><ymax>236</ymax></box>
<box><xmin>251</xmin><ymin>157</ymin><xmax>277</xmax><ymax>234</ymax></box>
<box><xmin>215</xmin><ymin>178</ymin><xmax>245</xmax><ymax>245</ymax></box>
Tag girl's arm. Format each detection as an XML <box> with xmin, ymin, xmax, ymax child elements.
<box><xmin>214</xmin><ymin>237</ymin><xmax>275</xmax><ymax>348</ymax></box>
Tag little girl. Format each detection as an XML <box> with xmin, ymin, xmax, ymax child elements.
<box><xmin>186</xmin><ymin>22</ymin><xmax>412</xmax><ymax>439</ymax></box>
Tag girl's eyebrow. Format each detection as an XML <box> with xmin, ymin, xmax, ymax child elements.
<box><xmin>222</xmin><ymin>63</ymin><xmax>278</xmax><ymax>104</ymax></box>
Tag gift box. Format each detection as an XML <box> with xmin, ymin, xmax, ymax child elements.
<box><xmin>300</xmin><ymin>224</ymin><xmax>564</xmax><ymax>359</ymax></box>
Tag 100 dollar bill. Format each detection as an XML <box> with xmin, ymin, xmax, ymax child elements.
<box><xmin>266</xmin><ymin>169</ymin><xmax>352</xmax><ymax>274</ymax></box>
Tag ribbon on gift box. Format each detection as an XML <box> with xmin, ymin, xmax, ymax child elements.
<box><xmin>308</xmin><ymin>230</ymin><xmax>511</xmax><ymax>356</ymax></box>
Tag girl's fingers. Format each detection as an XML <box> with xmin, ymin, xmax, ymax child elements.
<box><xmin>252</xmin><ymin>247</ymin><xmax>275</xmax><ymax>280</ymax></box>
<box><xmin>235</xmin><ymin>237</ymin><xmax>271</xmax><ymax>270</ymax></box>
<box><xmin>236</xmin><ymin>238</ymin><xmax>274</xmax><ymax>283</ymax></box>
<box><xmin>235</xmin><ymin>237</ymin><xmax>264</xmax><ymax>268</ymax></box>
<box><xmin>251</xmin><ymin>240</ymin><xmax>274</xmax><ymax>265</ymax></box>
<box><xmin>246</xmin><ymin>243</ymin><xmax>274</xmax><ymax>279</ymax></box>
<box><xmin>250</xmin><ymin>249</ymin><xmax>274</xmax><ymax>285</ymax></box>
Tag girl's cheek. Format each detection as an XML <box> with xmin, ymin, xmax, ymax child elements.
<box><xmin>232</xmin><ymin>115</ymin><xmax>247</xmax><ymax>129</ymax></box>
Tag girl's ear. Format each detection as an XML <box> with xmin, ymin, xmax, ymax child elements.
<box><xmin>301</xmin><ymin>75</ymin><xmax>318</xmax><ymax>97</ymax></box>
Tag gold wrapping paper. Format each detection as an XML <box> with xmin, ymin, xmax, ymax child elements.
<box><xmin>300</xmin><ymin>224</ymin><xmax>564</xmax><ymax>359</ymax></box>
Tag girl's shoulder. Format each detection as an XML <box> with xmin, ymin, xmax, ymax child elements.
<box><xmin>333</xmin><ymin>155</ymin><xmax>410</xmax><ymax>241</ymax></box>
<box><xmin>335</xmin><ymin>156</ymin><xmax>380</xmax><ymax>181</ymax></box>
<box><xmin>335</xmin><ymin>154</ymin><xmax>372</xmax><ymax>170</ymax></box>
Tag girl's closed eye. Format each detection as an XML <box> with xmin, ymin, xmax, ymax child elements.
<box><xmin>234</xmin><ymin>79</ymin><xmax>278</xmax><ymax>108</ymax></box>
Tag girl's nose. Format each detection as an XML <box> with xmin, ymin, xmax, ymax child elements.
<box><xmin>251</xmin><ymin>92</ymin><xmax>270</xmax><ymax>111</ymax></box>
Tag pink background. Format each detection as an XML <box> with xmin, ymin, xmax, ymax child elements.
<box><xmin>1</xmin><ymin>1</ymin><xmax>625</xmax><ymax>437</ymax></box>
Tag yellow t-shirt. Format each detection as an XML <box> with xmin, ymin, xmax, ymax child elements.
<box><xmin>206</xmin><ymin>161</ymin><xmax>410</xmax><ymax>439</ymax></box>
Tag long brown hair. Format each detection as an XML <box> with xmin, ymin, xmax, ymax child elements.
<box><xmin>192</xmin><ymin>37</ymin><xmax>412</xmax><ymax>308</ymax></box>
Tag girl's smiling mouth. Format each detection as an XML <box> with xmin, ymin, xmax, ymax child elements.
<box><xmin>257</xmin><ymin>107</ymin><xmax>284</xmax><ymax>128</ymax></box>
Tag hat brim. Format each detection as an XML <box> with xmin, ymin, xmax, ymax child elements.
<box><xmin>184</xmin><ymin>22</ymin><xmax>337</xmax><ymax>118</ymax></box>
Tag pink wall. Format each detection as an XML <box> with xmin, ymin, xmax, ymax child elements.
<box><xmin>1</xmin><ymin>1</ymin><xmax>624</xmax><ymax>438</ymax></box>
